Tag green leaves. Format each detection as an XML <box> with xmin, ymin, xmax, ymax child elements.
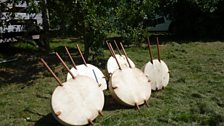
<box><xmin>45</xmin><ymin>0</ymin><xmax>159</xmax><ymax>59</ymax></box>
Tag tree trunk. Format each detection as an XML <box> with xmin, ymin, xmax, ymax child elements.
<box><xmin>37</xmin><ymin>0</ymin><xmax>50</xmax><ymax>51</ymax></box>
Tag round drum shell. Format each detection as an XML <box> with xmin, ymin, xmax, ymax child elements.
<box><xmin>67</xmin><ymin>64</ymin><xmax>107</xmax><ymax>90</ymax></box>
<box><xmin>143</xmin><ymin>59</ymin><xmax>169</xmax><ymax>90</ymax></box>
<box><xmin>109</xmin><ymin>67</ymin><xmax>151</xmax><ymax>106</ymax></box>
<box><xmin>51</xmin><ymin>76</ymin><xmax>104</xmax><ymax>126</ymax></box>
<box><xmin>107</xmin><ymin>54</ymin><xmax>135</xmax><ymax>75</ymax></box>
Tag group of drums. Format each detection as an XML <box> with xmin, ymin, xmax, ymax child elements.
<box><xmin>41</xmin><ymin>40</ymin><xmax>170</xmax><ymax>126</ymax></box>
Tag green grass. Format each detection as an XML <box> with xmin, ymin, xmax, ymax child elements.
<box><xmin>0</xmin><ymin>40</ymin><xmax>224</xmax><ymax>126</ymax></box>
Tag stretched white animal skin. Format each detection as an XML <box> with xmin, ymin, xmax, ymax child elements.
<box><xmin>107</xmin><ymin>54</ymin><xmax>135</xmax><ymax>75</ymax></box>
<box><xmin>51</xmin><ymin>76</ymin><xmax>104</xmax><ymax>126</ymax></box>
<box><xmin>109</xmin><ymin>67</ymin><xmax>151</xmax><ymax>106</ymax></box>
<box><xmin>67</xmin><ymin>64</ymin><xmax>107</xmax><ymax>90</ymax></box>
<box><xmin>143</xmin><ymin>59</ymin><xmax>169</xmax><ymax>90</ymax></box>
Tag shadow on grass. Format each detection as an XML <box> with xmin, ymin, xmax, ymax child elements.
<box><xmin>0</xmin><ymin>45</ymin><xmax>86</xmax><ymax>87</ymax></box>
<box><xmin>0</xmin><ymin>43</ymin><xmax>46</xmax><ymax>86</ymax></box>
<box><xmin>103</xmin><ymin>93</ymin><xmax>133</xmax><ymax>111</ymax></box>
<box><xmin>34</xmin><ymin>113</ymin><xmax>62</xmax><ymax>126</ymax></box>
<box><xmin>0</xmin><ymin>53</ymin><xmax>63</xmax><ymax>87</ymax></box>
<box><xmin>33</xmin><ymin>94</ymin><xmax>133</xmax><ymax>125</ymax></box>
<box><xmin>34</xmin><ymin>113</ymin><xmax>99</xmax><ymax>126</ymax></box>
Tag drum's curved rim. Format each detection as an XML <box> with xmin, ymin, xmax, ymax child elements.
<box><xmin>109</xmin><ymin>67</ymin><xmax>151</xmax><ymax>106</ymax></box>
<box><xmin>51</xmin><ymin>76</ymin><xmax>104</xmax><ymax>125</ymax></box>
<box><xmin>106</xmin><ymin>54</ymin><xmax>135</xmax><ymax>75</ymax></box>
<box><xmin>143</xmin><ymin>59</ymin><xmax>170</xmax><ymax>90</ymax></box>
<box><xmin>66</xmin><ymin>64</ymin><xmax>107</xmax><ymax>90</ymax></box>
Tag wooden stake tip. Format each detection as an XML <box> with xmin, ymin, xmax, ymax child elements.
<box><xmin>112</xmin><ymin>86</ymin><xmax>118</xmax><ymax>90</ymax></box>
<box><xmin>55</xmin><ymin>111</ymin><xmax>61</xmax><ymax>116</ymax></box>
<box><xmin>147</xmin><ymin>38</ymin><xmax>153</xmax><ymax>64</ymax></box>
<box><xmin>135</xmin><ymin>103</ymin><xmax>140</xmax><ymax>111</ymax></box>
<box><xmin>98</xmin><ymin>110</ymin><xmax>103</xmax><ymax>117</ymax></box>
<box><xmin>119</xmin><ymin>42</ymin><xmax>131</xmax><ymax>68</ymax></box>
<box><xmin>64</xmin><ymin>46</ymin><xmax>77</xmax><ymax>69</ymax></box>
<box><xmin>40</xmin><ymin>58</ymin><xmax>63</xmax><ymax>86</ymax></box>
<box><xmin>77</xmin><ymin>44</ymin><xmax>87</xmax><ymax>66</ymax></box>
<box><xmin>114</xmin><ymin>40</ymin><xmax>122</xmax><ymax>55</ymax></box>
<box><xmin>144</xmin><ymin>100</ymin><xmax>149</xmax><ymax>107</ymax></box>
<box><xmin>55</xmin><ymin>52</ymin><xmax>76</xmax><ymax>79</ymax></box>
<box><xmin>109</xmin><ymin>43</ymin><xmax>122</xmax><ymax>70</ymax></box>
<box><xmin>88</xmin><ymin>119</ymin><xmax>94</xmax><ymax>125</ymax></box>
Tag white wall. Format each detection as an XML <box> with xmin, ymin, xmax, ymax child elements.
<box><xmin>0</xmin><ymin>1</ymin><xmax>43</xmax><ymax>33</ymax></box>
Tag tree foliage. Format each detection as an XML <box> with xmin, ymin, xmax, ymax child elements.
<box><xmin>48</xmin><ymin>0</ymin><xmax>159</xmax><ymax>60</ymax></box>
<box><xmin>2</xmin><ymin>0</ymin><xmax>224</xmax><ymax>58</ymax></box>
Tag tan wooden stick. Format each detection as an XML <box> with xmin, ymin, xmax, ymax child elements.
<box><xmin>76</xmin><ymin>44</ymin><xmax>87</xmax><ymax>66</ymax></box>
<box><xmin>55</xmin><ymin>52</ymin><xmax>76</xmax><ymax>79</ymax></box>
<box><xmin>88</xmin><ymin>119</ymin><xmax>94</xmax><ymax>125</ymax></box>
<box><xmin>120</xmin><ymin>42</ymin><xmax>131</xmax><ymax>68</ymax></box>
<box><xmin>98</xmin><ymin>110</ymin><xmax>103</xmax><ymax>117</ymax></box>
<box><xmin>64</xmin><ymin>46</ymin><xmax>77</xmax><ymax>69</ymax></box>
<box><xmin>109</xmin><ymin>43</ymin><xmax>122</xmax><ymax>70</ymax></box>
<box><xmin>135</xmin><ymin>103</ymin><xmax>140</xmax><ymax>111</ymax></box>
<box><xmin>114</xmin><ymin>40</ymin><xmax>122</xmax><ymax>55</ymax></box>
<box><xmin>106</xmin><ymin>41</ymin><xmax>114</xmax><ymax>58</ymax></box>
<box><xmin>156</xmin><ymin>37</ymin><xmax>161</xmax><ymax>62</ymax></box>
<box><xmin>144</xmin><ymin>100</ymin><xmax>149</xmax><ymax>107</ymax></box>
<box><xmin>40</xmin><ymin>58</ymin><xmax>63</xmax><ymax>86</ymax></box>
<box><xmin>147</xmin><ymin>38</ymin><xmax>153</xmax><ymax>64</ymax></box>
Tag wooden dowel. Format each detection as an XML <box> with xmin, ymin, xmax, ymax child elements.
<box><xmin>98</xmin><ymin>110</ymin><xmax>103</xmax><ymax>117</ymax></box>
<box><xmin>55</xmin><ymin>111</ymin><xmax>61</xmax><ymax>116</ymax></box>
<box><xmin>64</xmin><ymin>46</ymin><xmax>77</xmax><ymax>69</ymax></box>
<box><xmin>135</xmin><ymin>103</ymin><xmax>140</xmax><ymax>111</ymax></box>
<box><xmin>147</xmin><ymin>38</ymin><xmax>153</xmax><ymax>64</ymax></box>
<box><xmin>144</xmin><ymin>100</ymin><xmax>149</xmax><ymax>107</ymax></box>
<box><xmin>156</xmin><ymin>37</ymin><xmax>161</xmax><ymax>62</ymax></box>
<box><xmin>112</xmin><ymin>86</ymin><xmax>118</xmax><ymax>90</ymax></box>
<box><xmin>88</xmin><ymin>119</ymin><xmax>94</xmax><ymax>125</ymax></box>
<box><xmin>109</xmin><ymin>43</ymin><xmax>122</xmax><ymax>70</ymax></box>
<box><xmin>106</xmin><ymin>41</ymin><xmax>114</xmax><ymax>58</ymax></box>
<box><xmin>76</xmin><ymin>44</ymin><xmax>87</xmax><ymax>66</ymax></box>
<box><xmin>108</xmin><ymin>42</ymin><xmax>116</xmax><ymax>58</ymax></box>
<box><xmin>55</xmin><ymin>52</ymin><xmax>76</xmax><ymax>79</ymax></box>
<box><xmin>40</xmin><ymin>58</ymin><xmax>63</xmax><ymax>86</ymax></box>
<box><xmin>120</xmin><ymin>42</ymin><xmax>131</xmax><ymax>68</ymax></box>
<box><xmin>114</xmin><ymin>40</ymin><xmax>122</xmax><ymax>55</ymax></box>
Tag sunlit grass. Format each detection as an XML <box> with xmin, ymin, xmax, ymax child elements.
<box><xmin>0</xmin><ymin>41</ymin><xmax>224</xmax><ymax>125</ymax></box>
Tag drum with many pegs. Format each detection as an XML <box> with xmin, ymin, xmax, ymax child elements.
<box><xmin>143</xmin><ymin>59</ymin><xmax>169</xmax><ymax>90</ymax></box>
<box><xmin>51</xmin><ymin>76</ymin><xmax>104</xmax><ymax>126</ymax></box>
<box><xmin>107</xmin><ymin>54</ymin><xmax>135</xmax><ymax>75</ymax></box>
<box><xmin>67</xmin><ymin>64</ymin><xmax>107</xmax><ymax>90</ymax></box>
<box><xmin>109</xmin><ymin>67</ymin><xmax>151</xmax><ymax>107</ymax></box>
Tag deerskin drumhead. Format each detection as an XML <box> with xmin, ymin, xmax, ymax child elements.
<box><xmin>66</xmin><ymin>64</ymin><xmax>107</xmax><ymax>90</ymax></box>
<box><xmin>109</xmin><ymin>67</ymin><xmax>151</xmax><ymax>106</ymax></box>
<box><xmin>107</xmin><ymin>54</ymin><xmax>135</xmax><ymax>74</ymax></box>
<box><xmin>143</xmin><ymin>59</ymin><xmax>169</xmax><ymax>90</ymax></box>
<box><xmin>51</xmin><ymin>76</ymin><xmax>104</xmax><ymax>126</ymax></box>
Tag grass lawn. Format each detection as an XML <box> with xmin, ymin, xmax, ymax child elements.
<box><xmin>0</xmin><ymin>40</ymin><xmax>224</xmax><ymax>126</ymax></box>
